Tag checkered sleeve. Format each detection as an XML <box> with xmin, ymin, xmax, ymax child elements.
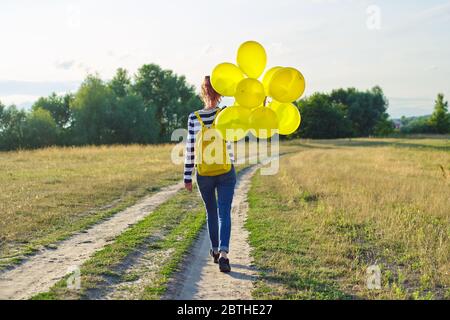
<box><xmin>184</xmin><ymin>115</ymin><xmax>195</xmax><ymax>183</ymax></box>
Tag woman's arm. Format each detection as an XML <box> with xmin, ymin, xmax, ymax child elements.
<box><xmin>184</xmin><ymin>115</ymin><xmax>195</xmax><ymax>192</ymax></box>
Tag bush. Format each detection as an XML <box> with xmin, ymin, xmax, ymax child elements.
<box><xmin>296</xmin><ymin>93</ymin><xmax>353</xmax><ymax>139</ymax></box>
<box><xmin>22</xmin><ymin>108</ymin><xmax>58</xmax><ymax>149</ymax></box>
<box><xmin>0</xmin><ymin>105</ymin><xmax>27</xmax><ymax>150</ymax></box>
<box><xmin>292</xmin><ymin>87</ymin><xmax>391</xmax><ymax>139</ymax></box>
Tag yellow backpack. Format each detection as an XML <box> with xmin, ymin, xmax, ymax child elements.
<box><xmin>195</xmin><ymin>110</ymin><xmax>232</xmax><ymax>177</ymax></box>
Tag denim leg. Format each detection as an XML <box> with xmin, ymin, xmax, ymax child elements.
<box><xmin>196</xmin><ymin>175</ymin><xmax>219</xmax><ymax>252</ymax></box>
<box><xmin>216</xmin><ymin>168</ymin><xmax>237</xmax><ymax>253</ymax></box>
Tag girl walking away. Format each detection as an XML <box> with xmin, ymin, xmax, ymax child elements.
<box><xmin>184</xmin><ymin>76</ymin><xmax>236</xmax><ymax>273</ymax></box>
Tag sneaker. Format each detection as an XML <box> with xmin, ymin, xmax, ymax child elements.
<box><xmin>210</xmin><ymin>250</ymin><xmax>220</xmax><ymax>264</ymax></box>
<box><xmin>218</xmin><ymin>257</ymin><xmax>231</xmax><ymax>273</ymax></box>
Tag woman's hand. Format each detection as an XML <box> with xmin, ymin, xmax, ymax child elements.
<box><xmin>185</xmin><ymin>182</ymin><xmax>193</xmax><ymax>192</ymax></box>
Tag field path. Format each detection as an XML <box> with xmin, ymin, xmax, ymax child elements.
<box><xmin>0</xmin><ymin>182</ymin><xmax>183</xmax><ymax>300</ymax></box>
<box><xmin>164</xmin><ymin>165</ymin><xmax>261</xmax><ymax>300</ymax></box>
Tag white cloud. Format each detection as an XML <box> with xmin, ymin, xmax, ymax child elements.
<box><xmin>55</xmin><ymin>60</ymin><xmax>76</xmax><ymax>70</ymax></box>
<box><xmin>118</xmin><ymin>53</ymin><xmax>132</xmax><ymax>62</ymax></box>
<box><xmin>415</xmin><ymin>2</ymin><xmax>450</xmax><ymax>21</ymax></box>
<box><xmin>201</xmin><ymin>44</ymin><xmax>213</xmax><ymax>56</ymax></box>
<box><xmin>77</xmin><ymin>62</ymin><xmax>92</xmax><ymax>74</ymax></box>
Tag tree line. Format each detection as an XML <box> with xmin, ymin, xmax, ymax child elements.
<box><xmin>293</xmin><ymin>86</ymin><xmax>393</xmax><ymax>139</ymax></box>
<box><xmin>399</xmin><ymin>94</ymin><xmax>450</xmax><ymax>134</ymax></box>
<box><xmin>0</xmin><ymin>64</ymin><xmax>202</xmax><ymax>150</ymax></box>
<box><xmin>2</xmin><ymin>62</ymin><xmax>447</xmax><ymax>151</ymax></box>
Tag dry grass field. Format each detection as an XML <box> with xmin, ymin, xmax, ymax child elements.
<box><xmin>1</xmin><ymin>137</ymin><xmax>449</xmax><ymax>300</ymax></box>
<box><xmin>0</xmin><ymin>144</ymin><xmax>182</xmax><ymax>269</ymax></box>
<box><xmin>247</xmin><ymin>137</ymin><xmax>450</xmax><ymax>299</ymax></box>
<box><xmin>0</xmin><ymin>142</ymin><xmax>261</xmax><ymax>270</ymax></box>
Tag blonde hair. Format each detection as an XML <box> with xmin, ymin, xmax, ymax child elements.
<box><xmin>201</xmin><ymin>76</ymin><xmax>221</xmax><ymax>109</ymax></box>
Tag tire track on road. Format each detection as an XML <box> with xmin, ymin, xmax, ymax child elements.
<box><xmin>0</xmin><ymin>183</ymin><xmax>184</xmax><ymax>300</ymax></box>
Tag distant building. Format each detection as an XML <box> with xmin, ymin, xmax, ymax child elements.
<box><xmin>392</xmin><ymin>119</ymin><xmax>402</xmax><ymax>130</ymax></box>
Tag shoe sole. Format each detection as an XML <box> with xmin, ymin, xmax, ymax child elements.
<box><xmin>210</xmin><ymin>251</ymin><xmax>220</xmax><ymax>264</ymax></box>
<box><xmin>219</xmin><ymin>264</ymin><xmax>231</xmax><ymax>273</ymax></box>
<box><xmin>218</xmin><ymin>257</ymin><xmax>231</xmax><ymax>272</ymax></box>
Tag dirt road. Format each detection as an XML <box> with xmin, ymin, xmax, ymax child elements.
<box><xmin>164</xmin><ymin>165</ymin><xmax>260</xmax><ymax>300</ymax></box>
<box><xmin>0</xmin><ymin>183</ymin><xmax>183</xmax><ymax>300</ymax></box>
<box><xmin>0</xmin><ymin>161</ymin><xmax>267</xmax><ymax>300</ymax></box>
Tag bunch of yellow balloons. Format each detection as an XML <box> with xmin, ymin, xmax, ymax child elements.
<box><xmin>212</xmin><ymin>40</ymin><xmax>305</xmax><ymax>141</ymax></box>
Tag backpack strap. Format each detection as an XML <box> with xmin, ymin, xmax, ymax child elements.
<box><xmin>213</xmin><ymin>108</ymin><xmax>221</xmax><ymax>119</ymax></box>
<box><xmin>194</xmin><ymin>112</ymin><xmax>204</xmax><ymax>127</ymax></box>
<box><xmin>210</xmin><ymin>108</ymin><xmax>221</xmax><ymax>128</ymax></box>
<box><xmin>195</xmin><ymin>108</ymin><xmax>222</xmax><ymax>128</ymax></box>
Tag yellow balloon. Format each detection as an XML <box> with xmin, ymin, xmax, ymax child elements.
<box><xmin>269</xmin><ymin>101</ymin><xmax>301</xmax><ymax>135</ymax></box>
<box><xmin>249</xmin><ymin>107</ymin><xmax>279</xmax><ymax>139</ymax></box>
<box><xmin>211</xmin><ymin>63</ymin><xmax>245</xmax><ymax>97</ymax></box>
<box><xmin>268</xmin><ymin>67</ymin><xmax>306</xmax><ymax>103</ymax></box>
<box><xmin>237</xmin><ymin>41</ymin><xmax>267</xmax><ymax>79</ymax></box>
<box><xmin>235</xmin><ymin>78</ymin><xmax>265</xmax><ymax>108</ymax></box>
<box><xmin>251</xmin><ymin>105</ymin><xmax>263</xmax><ymax>112</ymax></box>
<box><xmin>214</xmin><ymin>106</ymin><xmax>251</xmax><ymax>142</ymax></box>
<box><xmin>262</xmin><ymin>66</ymin><xmax>282</xmax><ymax>96</ymax></box>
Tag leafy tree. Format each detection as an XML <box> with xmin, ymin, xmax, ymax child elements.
<box><xmin>329</xmin><ymin>87</ymin><xmax>357</xmax><ymax>107</ymax></box>
<box><xmin>133</xmin><ymin>64</ymin><xmax>201</xmax><ymax>141</ymax></box>
<box><xmin>400</xmin><ymin>116</ymin><xmax>433</xmax><ymax>134</ymax></box>
<box><xmin>32</xmin><ymin>93</ymin><xmax>73</xmax><ymax>128</ymax></box>
<box><xmin>70</xmin><ymin>73</ymin><xmax>161</xmax><ymax>146</ymax></box>
<box><xmin>400</xmin><ymin>116</ymin><xmax>409</xmax><ymax>127</ymax></box>
<box><xmin>22</xmin><ymin>108</ymin><xmax>58</xmax><ymax>149</ymax></box>
<box><xmin>296</xmin><ymin>93</ymin><xmax>353</xmax><ymax>139</ymax></box>
<box><xmin>0</xmin><ymin>101</ymin><xmax>4</xmax><ymax>125</ymax></box>
<box><xmin>70</xmin><ymin>75</ymin><xmax>115</xmax><ymax>145</ymax></box>
<box><xmin>373</xmin><ymin>113</ymin><xmax>395</xmax><ymax>136</ymax></box>
<box><xmin>109</xmin><ymin>93</ymin><xmax>160</xmax><ymax>144</ymax></box>
<box><xmin>0</xmin><ymin>105</ymin><xmax>27</xmax><ymax>150</ymax></box>
<box><xmin>428</xmin><ymin>94</ymin><xmax>450</xmax><ymax>134</ymax></box>
<box><xmin>109</xmin><ymin>68</ymin><xmax>131</xmax><ymax>98</ymax></box>
<box><xmin>107</xmin><ymin>68</ymin><xmax>160</xmax><ymax>143</ymax></box>
<box><xmin>2</xmin><ymin>64</ymin><xmax>203</xmax><ymax>150</ymax></box>
<box><xmin>330</xmin><ymin>86</ymin><xmax>389</xmax><ymax>136</ymax></box>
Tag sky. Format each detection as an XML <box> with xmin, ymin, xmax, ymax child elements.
<box><xmin>1</xmin><ymin>0</ymin><xmax>449</xmax><ymax>118</ymax></box>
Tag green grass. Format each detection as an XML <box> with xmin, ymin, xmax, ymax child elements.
<box><xmin>0</xmin><ymin>142</ymin><xmax>262</xmax><ymax>271</ymax></box>
<box><xmin>0</xmin><ymin>188</ymin><xmax>174</xmax><ymax>271</ymax></box>
<box><xmin>247</xmin><ymin>138</ymin><xmax>450</xmax><ymax>300</ymax></box>
<box><xmin>0</xmin><ymin>144</ymin><xmax>183</xmax><ymax>271</ymax></box>
<box><xmin>32</xmin><ymin>189</ymin><xmax>205</xmax><ymax>300</ymax></box>
<box><xmin>247</xmin><ymin>173</ymin><xmax>353</xmax><ymax>300</ymax></box>
<box><xmin>31</xmin><ymin>164</ymin><xmax>257</xmax><ymax>300</ymax></box>
<box><xmin>12</xmin><ymin>137</ymin><xmax>450</xmax><ymax>300</ymax></box>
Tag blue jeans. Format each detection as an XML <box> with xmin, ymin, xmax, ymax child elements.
<box><xmin>196</xmin><ymin>167</ymin><xmax>236</xmax><ymax>253</ymax></box>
